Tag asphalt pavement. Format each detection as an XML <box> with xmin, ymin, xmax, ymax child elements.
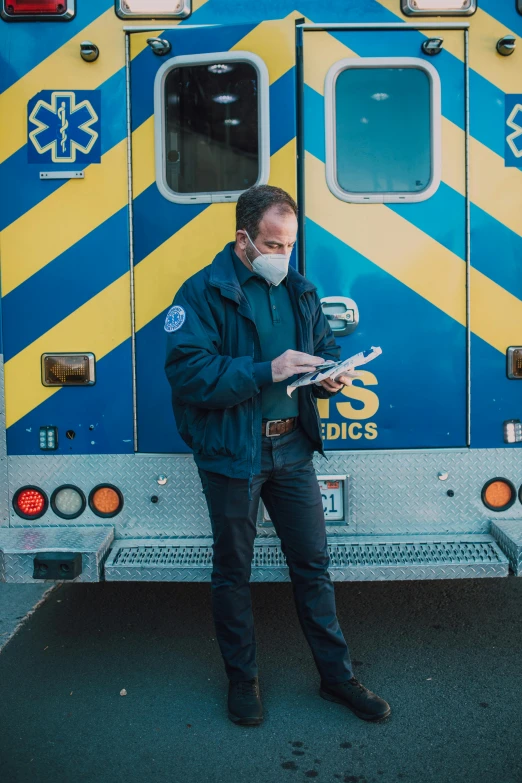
<box><xmin>0</xmin><ymin>575</ymin><xmax>521</xmax><ymax>783</ymax></box>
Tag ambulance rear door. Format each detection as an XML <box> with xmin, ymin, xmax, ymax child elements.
<box><xmin>127</xmin><ymin>18</ymin><xmax>298</xmax><ymax>452</ymax></box>
<box><xmin>298</xmin><ymin>23</ymin><xmax>468</xmax><ymax>450</ymax></box>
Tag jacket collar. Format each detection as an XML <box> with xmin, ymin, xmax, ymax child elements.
<box><xmin>209</xmin><ymin>241</ymin><xmax>316</xmax><ymax>302</ymax></box>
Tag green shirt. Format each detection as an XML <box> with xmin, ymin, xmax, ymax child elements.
<box><xmin>232</xmin><ymin>247</ymin><xmax>299</xmax><ymax>419</ymax></box>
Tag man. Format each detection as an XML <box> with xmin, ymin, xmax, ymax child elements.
<box><xmin>164</xmin><ymin>185</ymin><xmax>390</xmax><ymax>726</ymax></box>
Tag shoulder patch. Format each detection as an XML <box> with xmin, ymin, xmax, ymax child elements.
<box><xmin>164</xmin><ymin>305</ymin><xmax>186</xmax><ymax>333</ymax></box>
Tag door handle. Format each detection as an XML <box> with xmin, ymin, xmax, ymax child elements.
<box><xmin>320</xmin><ymin>296</ymin><xmax>359</xmax><ymax>337</ymax></box>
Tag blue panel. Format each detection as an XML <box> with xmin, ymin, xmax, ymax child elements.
<box><xmin>136</xmin><ymin>312</ymin><xmax>189</xmax><ymax>454</ymax></box>
<box><xmin>470</xmin><ymin>203</ymin><xmax>522</xmax><ymax>300</ymax></box>
<box><xmin>306</xmin><ymin>220</ymin><xmax>467</xmax><ymax>450</ymax></box>
<box><xmin>194</xmin><ymin>0</ymin><xmax>389</xmax><ymax>25</ymax></box>
<box><xmin>2</xmin><ymin>208</ymin><xmax>129</xmax><ymax>362</ymax></box>
<box><xmin>304</xmin><ymin>85</ymin><xmax>325</xmax><ymax>162</ymax></box>
<box><xmin>471</xmin><ymin>334</ymin><xmax>522</xmax><ymax>450</ymax></box>
<box><xmin>269</xmin><ymin>67</ymin><xmax>296</xmax><ymax>155</ymax></box>
<box><xmin>7</xmin><ymin>339</ymin><xmax>134</xmax><ymax>456</ymax></box>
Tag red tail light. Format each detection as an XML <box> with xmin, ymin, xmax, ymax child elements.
<box><xmin>2</xmin><ymin>1</ymin><xmax>75</xmax><ymax>18</ymax></box>
<box><xmin>13</xmin><ymin>486</ymin><xmax>48</xmax><ymax>519</ymax></box>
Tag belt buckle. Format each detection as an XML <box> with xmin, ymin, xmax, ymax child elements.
<box><xmin>265</xmin><ymin>419</ymin><xmax>283</xmax><ymax>437</ymax></box>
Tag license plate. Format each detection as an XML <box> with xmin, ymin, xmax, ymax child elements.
<box><xmin>318</xmin><ymin>479</ymin><xmax>344</xmax><ymax>521</ymax></box>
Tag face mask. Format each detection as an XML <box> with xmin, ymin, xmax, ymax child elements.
<box><xmin>244</xmin><ymin>231</ymin><xmax>291</xmax><ymax>287</ymax></box>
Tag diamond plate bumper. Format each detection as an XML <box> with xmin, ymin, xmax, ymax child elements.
<box><xmin>103</xmin><ymin>534</ymin><xmax>509</xmax><ymax>582</ymax></box>
<box><xmin>490</xmin><ymin>520</ymin><xmax>522</xmax><ymax>576</ymax></box>
<box><xmin>0</xmin><ymin>526</ymin><xmax>114</xmax><ymax>583</ymax></box>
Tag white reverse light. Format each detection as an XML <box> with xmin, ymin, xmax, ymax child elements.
<box><xmin>503</xmin><ymin>420</ymin><xmax>522</xmax><ymax>444</ymax></box>
<box><xmin>51</xmin><ymin>486</ymin><xmax>86</xmax><ymax>519</ymax></box>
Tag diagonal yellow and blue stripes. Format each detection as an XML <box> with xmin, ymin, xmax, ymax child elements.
<box><xmin>0</xmin><ymin>0</ymin><xmax>521</xmax><ymax>454</ymax></box>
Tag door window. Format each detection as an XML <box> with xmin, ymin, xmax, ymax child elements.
<box><xmin>154</xmin><ymin>52</ymin><xmax>270</xmax><ymax>203</ymax></box>
<box><xmin>325</xmin><ymin>58</ymin><xmax>441</xmax><ymax>204</ymax></box>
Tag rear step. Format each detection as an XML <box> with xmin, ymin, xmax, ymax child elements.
<box><xmin>103</xmin><ymin>534</ymin><xmax>509</xmax><ymax>582</ymax></box>
<box><xmin>490</xmin><ymin>520</ymin><xmax>522</xmax><ymax>576</ymax></box>
<box><xmin>0</xmin><ymin>526</ymin><xmax>114</xmax><ymax>583</ymax></box>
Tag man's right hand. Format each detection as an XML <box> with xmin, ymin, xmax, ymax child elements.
<box><xmin>271</xmin><ymin>350</ymin><xmax>325</xmax><ymax>382</ymax></box>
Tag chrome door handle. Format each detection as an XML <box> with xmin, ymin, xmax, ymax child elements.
<box><xmin>320</xmin><ymin>296</ymin><xmax>359</xmax><ymax>336</ymax></box>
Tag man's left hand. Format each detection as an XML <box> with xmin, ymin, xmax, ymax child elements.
<box><xmin>318</xmin><ymin>374</ymin><xmax>351</xmax><ymax>394</ymax></box>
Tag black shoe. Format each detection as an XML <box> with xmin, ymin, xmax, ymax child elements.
<box><xmin>320</xmin><ymin>677</ymin><xmax>391</xmax><ymax>722</ymax></box>
<box><xmin>228</xmin><ymin>676</ymin><xmax>264</xmax><ymax>726</ymax></box>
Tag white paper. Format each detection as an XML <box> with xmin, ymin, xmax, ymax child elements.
<box><xmin>287</xmin><ymin>346</ymin><xmax>382</xmax><ymax>397</ymax></box>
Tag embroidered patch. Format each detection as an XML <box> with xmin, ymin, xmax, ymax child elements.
<box><xmin>164</xmin><ymin>305</ymin><xmax>186</xmax><ymax>332</ymax></box>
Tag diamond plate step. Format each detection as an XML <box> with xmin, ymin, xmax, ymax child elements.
<box><xmin>0</xmin><ymin>526</ymin><xmax>114</xmax><ymax>583</ymax></box>
<box><xmin>490</xmin><ymin>520</ymin><xmax>522</xmax><ymax>576</ymax></box>
<box><xmin>103</xmin><ymin>534</ymin><xmax>509</xmax><ymax>582</ymax></box>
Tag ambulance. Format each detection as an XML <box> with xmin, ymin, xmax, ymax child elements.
<box><xmin>0</xmin><ymin>0</ymin><xmax>521</xmax><ymax>584</ymax></box>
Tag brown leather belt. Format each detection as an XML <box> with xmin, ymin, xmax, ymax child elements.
<box><xmin>261</xmin><ymin>417</ymin><xmax>297</xmax><ymax>437</ymax></box>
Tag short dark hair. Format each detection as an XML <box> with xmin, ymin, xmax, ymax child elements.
<box><xmin>236</xmin><ymin>185</ymin><xmax>298</xmax><ymax>240</ymax></box>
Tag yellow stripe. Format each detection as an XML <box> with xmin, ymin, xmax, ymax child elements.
<box><xmin>374</xmin><ymin>0</ymin><xmax>522</xmax><ymax>97</ymax></box>
<box><xmin>303</xmin><ymin>28</ymin><xmax>522</xmax><ymax>239</ymax></box>
<box><xmin>306</xmin><ymin>151</ymin><xmax>522</xmax><ymax>353</ymax></box>
<box><xmin>268</xmin><ymin>138</ymin><xmax>296</xmax><ymax>198</ymax></box>
<box><xmin>231</xmin><ymin>12</ymin><xmax>302</xmax><ymax>84</ymax></box>
<box><xmin>132</xmin><ymin>116</ymin><xmax>155</xmax><ymax>199</ymax></box>
<box><xmin>303</xmin><ymin>31</ymin><xmax>357</xmax><ymax>94</ymax></box>
<box><xmin>471</xmin><ymin>266</ymin><xmax>522</xmax><ymax>354</ymax></box>
<box><xmin>1</xmin><ymin>140</ymin><xmax>128</xmax><ymax>296</ymax></box>
<box><xmin>135</xmin><ymin>206</ymin><xmax>235</xmax><ymax>331</ymax></box>
<box><xmin>4</xmin><ymin>272</ymin><xmax>131</xmax><ymax>428</ymax></box>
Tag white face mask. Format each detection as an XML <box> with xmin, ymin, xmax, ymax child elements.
<box><xmin>244</xmin><ymin>231</ymin><xmax>291</xmax><ymax>287</ymax></box>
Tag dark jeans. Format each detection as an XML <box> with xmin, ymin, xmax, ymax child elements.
<box><xmin>197</xmin><ymin>422</ymin><xmax>354</xmax><ymax>685</ymax></box>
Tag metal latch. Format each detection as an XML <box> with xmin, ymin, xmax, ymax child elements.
<box><xmin>320</xmin><ymin>296</ymin><xmax>359</xmax><ymax>336</ymax></box>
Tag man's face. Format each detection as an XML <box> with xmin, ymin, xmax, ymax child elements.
<box><xmin>235</xmin><ymin>205</ymin><xmax>298</xmax><ymax>266</ymax></box>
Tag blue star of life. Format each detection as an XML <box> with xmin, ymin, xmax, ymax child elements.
<box><xmin>164</xmin><ymin>306</ymin><xmax>186</xmax><ymax>332</ymax></box>
<box><xmin>27</xmin><ymin>90</ymin><xmax>102</xmax><ymax>164</ymax></box>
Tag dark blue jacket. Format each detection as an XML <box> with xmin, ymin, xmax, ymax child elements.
<box><xmin>164</xmin><ymin>242</ymin><xmax>340</xmax><ymax>479</ymax></box>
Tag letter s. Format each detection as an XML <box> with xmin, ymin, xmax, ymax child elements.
<box><xmin>336</xmin><ymin>371</ymin><xmax>379</xmax><ymax>421</ymax></box>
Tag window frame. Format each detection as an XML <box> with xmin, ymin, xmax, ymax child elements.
<box><xmin>401</xmin><ymin>0</ymin><xmax>476</xmax><ymax>15</ymax></box>
<box><xmin>153</xmin><ymin>50</ymin><xmax>270</xmax><ymax>205</ymax></box>
<box><xmin>324</xmin><ymin>56</ymin><xmax>442</xmax><ymax>205</ymax></box>
<box><xmin>115</xmin><ymin>0</ymin><xmax>190</xmax><ymax>20</ymax></box>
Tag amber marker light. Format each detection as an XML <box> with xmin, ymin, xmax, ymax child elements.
<box><xmin>481</xmin><ymin>478</ymin><xmax>516</xmax><ymax>513</ymax></box>
<box><xmin>88</xmin><ymin>484</ymin><xmax>123</xmax><ymax>518</ymax></box>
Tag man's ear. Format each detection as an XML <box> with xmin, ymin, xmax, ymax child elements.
<box><xmin>235</xmin><ymin>230</ymin><xmax>248</xmax><ymax>250</ymax></box>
